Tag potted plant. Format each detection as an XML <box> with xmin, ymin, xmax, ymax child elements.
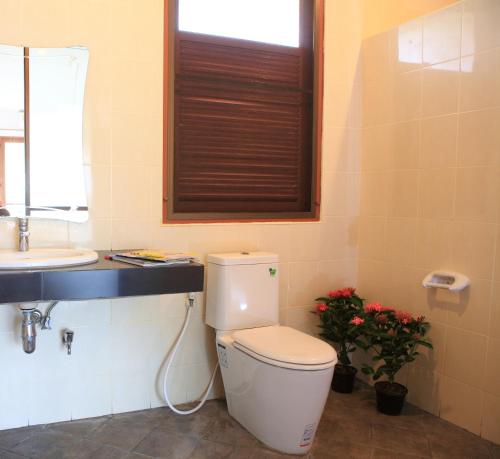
<box><xmin>359</xmin><ymin>303</ymin><xmax>432</xmax><ymax>415</ymax></box>
<box><xmin>315</xmin><ymin>288</ymin><xmax>365</xmax><ymax>393</ymax></box>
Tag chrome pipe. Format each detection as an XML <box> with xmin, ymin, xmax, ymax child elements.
<box><xmin>21</xmin><ymin>308</ymin><xmax>41</xmax><ymax>354</ymax></box>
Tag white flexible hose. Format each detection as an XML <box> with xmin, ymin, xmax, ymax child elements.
<box><xmin>162</xmin><ymin>295</ymin><xmax>219</xmax><ymax>415</ymax></box>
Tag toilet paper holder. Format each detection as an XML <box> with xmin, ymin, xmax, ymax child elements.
<box><xmin>422</xmin><ymin>271</ymin><xmax>470</xmax><ymax>292</ymax></box>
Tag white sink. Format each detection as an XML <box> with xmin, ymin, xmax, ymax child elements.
<box><xmin>0</xmin><ymin>248</ymin><xmax>99</xmax><ymax>270</ymax></box>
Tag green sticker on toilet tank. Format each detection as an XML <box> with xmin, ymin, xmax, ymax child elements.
<box><xmin>269</xmin><ymin>268</ymin><xmax>277</xmax><ymax>277</ymax></box>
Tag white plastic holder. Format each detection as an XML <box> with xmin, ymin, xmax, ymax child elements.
<box><xmin>422</xmin><ymin>271</ymin><xmax>470</xmax><ymax>292</ymax></box>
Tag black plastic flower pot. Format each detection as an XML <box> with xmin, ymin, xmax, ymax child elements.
<box><xmin>331</xmin><ymin>364</ymin><xmax>358</xmax><ymax>393</ymax></box>
<box><xmin>374</xmin><ymin>381</ymin><xmax>408</xmax><ymax>415</ymax></box>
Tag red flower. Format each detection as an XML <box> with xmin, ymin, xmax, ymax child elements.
<box><xmin>316</xmin><ymin>303</ymin><xmax>328</xmax><ymax>313</ymax></box>
<box><xmin>364</xmin><ymin>302</ymin><xmax>383</xmax><ymax>313</ymax></box>
<box><xmin>350</xmin><ymin>316</ymin><xmax>364</xmax><ymax>325</ymax></box>
<box><xmin>417</xmin><ymin>315</ymin><xmax>425</xmax><ymax>322</ymax></box>
<box><xmin>395</xmin><ymin>310</ymin><xmax>413</xmax><ymax>325</ymax></box>
<box><xmin>328</xmin><ymin>287</ymin><xmax>356</xmax><ymax>298</ymax></box>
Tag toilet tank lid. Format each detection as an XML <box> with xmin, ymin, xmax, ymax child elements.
<box><xmin>207</xmin><ymin>252</ymin><xmax>278</xmax><ymax>265</ymax></box>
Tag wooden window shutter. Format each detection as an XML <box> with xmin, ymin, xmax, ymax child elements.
<box><xmin>170</xmin><ymin>1</ymin><xmax>316</xmax><ymax>217</ymax></box>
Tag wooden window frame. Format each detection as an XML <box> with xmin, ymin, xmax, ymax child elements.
<box><xmin>163</xmin><ymin>0</ymin><xmax>324</xmax><ymax>223</ymax></box>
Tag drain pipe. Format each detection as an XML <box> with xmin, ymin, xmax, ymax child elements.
<box><xmin>20</xmin><ymin>306</ymin><xmax>42</xmax><ymax>354</ymax></box>
<box><xmin>18</xmin><ymin>301</ymin><xmax>59</xmax><ymax>353</ymax></box>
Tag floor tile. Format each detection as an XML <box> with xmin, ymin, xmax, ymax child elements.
<box><xmin>310</xmin><ymin>438</ymin><xmax>372</xmax><ymax>459</ymax></box>
<box><xmin>47</xmin><ymin>417</ymin><xmax>108</xmax><ymax>437</ymax></box>
<box><xmin>201</xmin><ymin>415</ymin><xmax>257</xmax><ymax>448</ymax></box>
<box><xmin>133</xmin><ymin>430</ymin><xmax>198</xmax><ymax>459</ymax></box>
<box><xmin>0</xmin><ymin>426</ymin><xmax>44</xmax><ymax>450</ymax></box>
<box><xmin>371</xmin><ymin>448</ymin><xmax>428</xmax><ymax>458</ymax></box>
<box><xmin>187</xmin><ymin>439</ymin><xmax>250</xmax><ymax>458</ymax></box>
<box><xmin>0</xmin><ymin>449</ymin><xmax>27</xmax><ymax>459</ymax></box>
<box><xmin>85</xmin><ymin>420</ymin><xmax>153</xmax><ymax>451</ymax></box>
<box><xmin>371</xmin><ymin>424</ymin><xmax>431</xmax><ymax>457</ymax></box>
<box><xmin>11</xmin><ymin>431</ymin><xmax>80</xmax><ymax>458</ymax></box>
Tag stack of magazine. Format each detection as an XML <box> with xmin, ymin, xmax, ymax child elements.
<box><xmin>112</xmin><ymin>250</ymin><xmax>197</xmax><ymax>267</ymax></box>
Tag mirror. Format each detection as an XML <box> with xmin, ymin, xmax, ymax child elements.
<box><xmin>0</xmin><ymin>44</ymin><xmax>89</xmax><ymax>222</ymax></box>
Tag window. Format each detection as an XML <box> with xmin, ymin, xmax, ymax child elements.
<box><xmin>164</xmin><ymin>0</ymin><xmax>324</xmax><ymax>222</ymax></box>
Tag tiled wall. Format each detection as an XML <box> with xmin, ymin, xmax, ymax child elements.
<box><xmin>362</xmin><ymin>0</ymin><xmax>457</xmax><ymax>38</ymax></box>
<box><xmin>357</xmin><ymin>0</ymin><xmax>500</xmax><ymax>443</ymax></box>
<box><xmin>0</xmin><ymin>0</ymin><xmax>363</xmax><ymax>429</ymax></box>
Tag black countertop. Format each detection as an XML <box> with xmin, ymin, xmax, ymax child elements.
<box><xmin>0</xmin><ymin>251</ymin><xmax>204</xmax><ymax>304</ymax></box>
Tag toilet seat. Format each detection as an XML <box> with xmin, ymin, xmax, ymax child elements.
<box><xmin>232</xmin><ymin>325</ymin><xmax>337</xmax><ymax>371</ymax></box>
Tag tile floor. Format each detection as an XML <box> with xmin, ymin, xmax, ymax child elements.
<box><xmin>0</xmin><ymin>382</ymin><xmax>498</xmax><ymax>459</ymax></box>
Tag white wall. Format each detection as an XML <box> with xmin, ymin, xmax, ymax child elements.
<box><xmin>0</xmin><ymin>0</ymin><xmax>363</xmax><ymax>429</ymax></box>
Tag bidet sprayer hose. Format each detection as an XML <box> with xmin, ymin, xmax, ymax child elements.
<box><xmin>162</xmin><ymin>293</ymin><xmax>219</xmax><ymax>415</ymax></box>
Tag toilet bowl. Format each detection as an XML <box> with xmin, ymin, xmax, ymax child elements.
<box><xmin>206</xmin><ymin>252</ymin><xmax>337</xmax><ymax>455</ymax></box>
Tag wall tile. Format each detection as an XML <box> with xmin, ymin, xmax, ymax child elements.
<box><xmin>483</xmin><ymin>338</ymin><xmax>500</xmax><ymax>397</ymax></box>
<box><xmin>439</xmin><ymin>376</ymin><xmax>483</xmax><ymax>435</ymax></box>
<box><xmin>406</xmin><ymin>367</ymin><xmax>441</xmax><ymax>415</ymax></box>
<box><xmin>423</xmin><ymin>4</ymin><xmax>462</xmax><ymax>65</ymax></box>
<box><xmin>288</xmin><ymin>261</ymin><xmax>319</xmax><ymax>308</ymax></box>
<box><xmin>322</xmin><ymin>128</ymin><xmax>360</xmax><ymax>173</ymax></box>
<box><xmin>111</xmin><ymin>218</ymin><xmax>153</xmax><ymax>250</ymax></box>
<box><xmin>320</xmin><ymin>217</ymin><xmax>358</xmax><ymax>261</ymax></box>
<box><xmin>360</xmin><ymin>172</ymin><xmax>390</xmax><ymax>216</ymax></box>
<box><xmin>258</xmin><ymin>225</ymin><xmax>292</xmax><ymax>263</ymax></box>
<box><xmin>357</xmin><ymin>260</ymin><xmax>391</xmax><ymax>305</ymax></box>
<box><xmin>418</xmin><ymin>168</ymin><xmax>456</xmax><ymax>220</ymax></box>
<box><xmin>420</xmin><ymin>115</ymin><xmax>457</xmax><ymax>169</ymax></box>
<box><xmin>422</xmin><ymin>60</ymin><xmax>460</xmax><ymax>117</ymax></box>
<box><xmin>481</xmin><ymin>393</ymin><xmax>500</xmax><ymax>444</ymax></box>
<box><xmin>391</xmin><ymin>121</ymin><xmax>420</xmax><ymax>170</ymax></box>
<box><xmin>71</xmin><ymin>372</ymin><xmax>112</xmax><ymax>420</ymax></box>
<box><xmin>490</xmin><ymin>282</ymin><xmax>500</xmax><ymax>339</ymax></box>
<box><xmin>111</xmin><ymin>166</ymin><xmax>151</xmax><ymax>220</ymax></box>
<box><xmin>316</xmin><ymin>259</ymin><xmax>357</xmax><ymax>294</ymax></box>
<box><xmin>415</xmin><ymin>219</ymin><xmax>454</xmax><ymax>270</ymax></box>
<box><xmin>462</xmin><ymin>0</ymin><xmax>500</xmax><ymax>56</ymax></box>
<box><xmin>389</xmin><ymin>171</ymin><xmax>419</xmax><ymax>218</ymax></box>
<box><xmin>384</xmin><ymin>218</ymin><xmax>417</xmax><ymax>266</ymax></box>
<box><xmin>443</xmin><ymin>327</ymin><xmax>487</xmax><ymax>388</ymax></box>
<box><xmin>455</xmin><ymin>167</ymin><xmax>499</xmax><ymax>223</ymax></box>
<box><xmin>69</xmin><ymin>219</ymin><xmax>112</xmax><ymax>250</ymax></box>
<box><xmin>451</xmin><ymin>221</ymin><xmax>496</xmax><ymax>279</ymax></box>
<box><xmin>322</xmin><ymin>172</ymin><xmax>360</xmax><ymax>217</ymax></box>
<box><xmin>289</xmin><ymin>224</ymin><xmax>322</xmax><ymax>262</ymax></box>
<box><xmin>393</xmin><ymin>70</ymin><xmax>422</xmax><ymax>122</ymax></box>
<box><xmin>20</xmin><ymin>0</ymin><xmax>71</xmax><ymax>46</ymax></box>
<box><xmin>446</xmin><ymin>278</ymin><xmax>492</xmax><ymax>335</ymax></box>
<box><xmin>458</xmin><ymin>108</ymin><xmax>500</xmax><ymax>167</ymax></box>
<box><xmin>460</xmin><ymin>49</ymin><xmax>500</xmax><ymax>112</ymax></box>
<box><xmin>416</xmin><ymin>321</ymin><xmax>447</xmax><ymax>373</ymax></box>
<box><xmin>358</xmin><ymin>216</ymin><xmax>386</xmax><ymax>261</ymax></box>
<box><xmin>361</xmin><ymin>125</ymin><xmax>393</xmax><ymax>172</ymax></box>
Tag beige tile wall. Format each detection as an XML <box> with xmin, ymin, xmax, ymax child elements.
<box><xmin>0</xmin><ymin>0</ymin><xmax>363</xmax><ymax>429</ymax></box>
<box><xmin>357</xmin><ymin>0</ymin><xmax>500</xmax><ymax>444</ymax></box>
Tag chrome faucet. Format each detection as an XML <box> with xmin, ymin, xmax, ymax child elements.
<box><xmin>18</xmin><ymin>217</ymin><xmax>29</xmax><ymax>252</ymax></box>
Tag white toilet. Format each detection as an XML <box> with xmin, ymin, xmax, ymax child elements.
<box><xmin>206</xmin><ymin>252</ymin><xmax>337</xmax><ymax>455</ymax></box>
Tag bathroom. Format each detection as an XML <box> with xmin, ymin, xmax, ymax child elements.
<box><xmin>0</xmin><ymin>0</ymin><xmax>499</xmax><ymax>457</ymax></box>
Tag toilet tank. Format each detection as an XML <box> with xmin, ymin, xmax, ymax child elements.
<box><xmin>206</xmin><ymin>252</ymin><xmax>279</xmax><ymax>331</ymax></box>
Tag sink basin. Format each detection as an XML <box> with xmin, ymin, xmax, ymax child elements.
<box><xmin>0</xmin><ymin>248</ymin><xmax>99</xmax><ymax>269</ymax></box>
